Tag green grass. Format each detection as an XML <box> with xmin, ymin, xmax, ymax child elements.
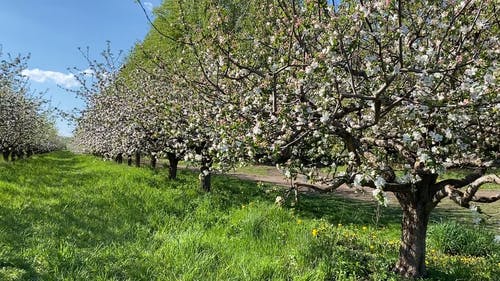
<box><xmin>233</xmin><ymin>164</ymin><xmax>278</xmax><ymax>176</ymax></box>
<box><xmin>428</xmin><ymin>221</ymin><xmax>500</xmax><ymax>257</ymax></box>
<box><xmin>0</xmin><ymin>151</ymin><xmax>499</xmax><ymax>280</ymax></box>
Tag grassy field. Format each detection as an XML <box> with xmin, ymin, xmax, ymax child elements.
<box><xmin>0</xmin><ymin>151</ymin><xmax>499</xmax><ymax>280</ymax></box>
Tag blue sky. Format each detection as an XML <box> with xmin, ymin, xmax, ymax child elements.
<box><xmin>0</xmin><ymin>0</ymin><xmax>161</xmax><ymax>136</ymax></box>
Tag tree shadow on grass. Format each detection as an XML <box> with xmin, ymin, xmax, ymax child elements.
<box><xmin>295</xmin><ymin>193</ymin><xmax>403</xmax><ymax>227</ymax></box>
<box><xmin>209</xmin><ymin>172</ymin><xmax>404</xmax><ymax>227</ymax></box>
<box><xmin>0</xmin><ymin>151</ymin><xmax>167</xmax><ymax>278</ymax></box>
<box><xmin>0</xmin><ymin>258</ymin><xmax>40</xmax><ymax>280</ymax></box>
<box><xmin>425</xmin><ymin>267</ymin><xmax>480</xmax><ymax>281</ymax></box>
<box><xmin>0</xmin><ymin>150</ymin><xmax>84</xmax><ymax>185</ymax></box>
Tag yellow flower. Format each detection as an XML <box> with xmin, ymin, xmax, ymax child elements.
<box><xmin>362</xmin><ymin>226</ymin><xmax>367</xmax><ymax>231</ymax></box>
<box><xmin>241</xmin><ymin>205</ymin><xmax>246</xmax><ymax>209</ymax></box>
<box><xmin>338</xmin><ymin>223</ymin><xmax>342</xmax><ymax>227</ymax></box>
<box><xmin>297</xmin><ymin>219</ymin><xmax>302</xmax><ymax>225</ymax></box>
<box><xmin>312</xmin><ymin>228</ymin><xmax>319</xmax><ymax>237</ymax></box>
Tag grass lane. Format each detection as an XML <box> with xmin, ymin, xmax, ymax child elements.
<box><xmin>0</xmin><ymin>151</ymin><xmax>498</xmax><ymax>280</ymax></box>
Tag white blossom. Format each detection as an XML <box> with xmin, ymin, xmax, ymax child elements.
<box><xmin>354</xmin><ymin>174</ymin><xmax>363</xmax><ymax>187</ymax></box>
<box><xmin>320</xmin><ymin>111</ymin><xmax>330</xmax><ymax>123</ymax></box>
<box><xmin>402</xmin><ymin>133</ymin><xmax>412</xmax><ymax>144</ymax></box>
<box><xmin>374</xmin><ymin>176</ymin><xmax>386</xmax><ymax>189</ymax></box>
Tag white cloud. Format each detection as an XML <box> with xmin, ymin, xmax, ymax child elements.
<box><xmin>144</xmin><ymin>1</ymin><xmax>154</xmax><ymax>12</ymax></box>
<box><xmin>21</xmin><ymin>68</ymin><xmax>79</xmax><ymax>88</ymax></box>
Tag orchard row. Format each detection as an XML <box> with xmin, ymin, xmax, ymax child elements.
<box><xmin>1</xmin><ymin>51</ymin><xmax>64</xmax><ymax>161</ymax></box>
<box><xmin>72</xmin><ymin>1</ymin><xmax>499</xmax><ymax>278</ymax></box>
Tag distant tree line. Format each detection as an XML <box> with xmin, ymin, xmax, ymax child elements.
<box><xmin>0</xmin><ymin>48</ymin><xmax>65</xmax><ymax>161</ymax></box>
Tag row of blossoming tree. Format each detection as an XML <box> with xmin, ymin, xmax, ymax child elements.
<box><xmin>73</xmin><ymin>0</ymin><xmax>499</xmax><ymax>278</ymax></box>
<box><xmin>0</xmin><ymin>49</ymin><xmax>64</xmax><ymax>160</ymax></box>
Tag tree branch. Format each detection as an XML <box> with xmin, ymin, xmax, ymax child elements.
<box><xmin>433</xmin><ymin>174</ymin><xmax>500</xmax><ymax>207</ymax></box>
<box><xmin>136</xmin><ymin>0</ymin><xmax>191</xmax><ymax>46</ymax></box>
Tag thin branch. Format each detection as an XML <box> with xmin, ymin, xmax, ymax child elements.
<box><xmin>397</xmin><ymin>0</ymin><xmax>403</xmax><ymax>68</ymax></box>
<box><xmin>136</xmin><ymin>0</ymin><xmax>192</xmax><ymax>46</ymax></box>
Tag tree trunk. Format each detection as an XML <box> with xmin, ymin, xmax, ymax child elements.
<box><xmin>200</xmin><ymin>165</ymin><xmax>211</xmax><ymax>192</ymax></box>
<box><xmin>127</xmin><ymin>155</ymin><xmax>132</xmax><ymax>166</ymax></box>
<box><xmin>393</xmin><ymin>193</ymin><xmax>430</xmax><ymax>278</ymax></box>
<box><xmin>393</xmin><ymin>174</ymin><xmax>437</xmax><ymax>278</ymax></box>
<box><xmin>196</xmin><ymin>144</ymin><xmax>211</xmax><ymax>192</ymax></box>
<box><xmin>115</xmin><ymin>153</ymin><xmax>123</xmax><ymax>164</ymax></box>
<box><xmin>135</xmin><ymin>152</ymin><xmax>141</xmax><ymax>167</ymax></box>
<box><xmin>2</xmin><ymin>150</ymin><xmax>9</xmax><ymax>161</ymax></box>
<box><xmin>150</xmin><ymin>154</ymin><xmax>157</xmax><ymax>169</ymax></box>
<box><xmin>167</xmin><ymin>152</ymin><xmax>179</xmax><ymax>180</ymax></box>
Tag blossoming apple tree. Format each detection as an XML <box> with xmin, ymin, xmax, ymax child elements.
<box><xmin>185</xmin><ymin>0</ymin><xmax>499</xmax><ymax>277</ymax></box>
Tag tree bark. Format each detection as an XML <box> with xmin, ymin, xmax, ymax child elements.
<box><xmin>127</xmin><ymin>154</ymin><xmax>132</xmax><ymax>166</ymax></box>
<box><xmin>150</xmin><ymin>154</ymin><xmax>157</xmax><ymax>169</ymax></box>
<box><xmin>115</xmin><ymin>153</ymin><xmax>123</xmax><ymax>164</ymax></box>
<box><xmin>2</xmin><ymin>150</ymin><xmax>9</xmax><ymax>161</ymax></box>
<box><xmin>135</xmin><ymin>152</ymin><xmax>141</xmax><ymax>167</ymax></box>
<box><xmin>393</xmin><ymin>192</ymin><xmax>431</xmax><ymax>278</ymax></box>
<box><xmin>393</xmin><ymin>174</ymin><xmax>437</xmax><ymax>278</ymax></box>
<box><xmin>167</xmin><ymin>152</ymin><xmax>179</xmax><ymax>180</ymax></box>
<box><xmin>196</xmin><ymin>143</ymin><xmax>211</xmax><ymax>192</ymax></box>
<box><xmin>200</xmin><ymin>165</ymin><xmax>211</xmax><ymax>192</ymax></box>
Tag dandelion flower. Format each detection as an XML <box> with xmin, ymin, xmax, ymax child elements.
<box><xmin>312</xmin><ymin>228</ymin><xmax>319</xmax><ymax>237</ymax></box>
